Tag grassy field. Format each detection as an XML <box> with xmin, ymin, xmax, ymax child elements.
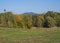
<box><xmin>0</xmin><ymin>27</ymin><xmax>60</xmax><ymax>43</ymax></box>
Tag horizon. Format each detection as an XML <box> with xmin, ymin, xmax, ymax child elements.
<box><xmin>0</xmin><ymin>0</ymin><xmax>60</xmax><ymax>14</ymax></box>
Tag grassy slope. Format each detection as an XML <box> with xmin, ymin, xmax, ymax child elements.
<box><xmin>0</xmin><ymin>27</ymin><xmax>60</xmax><ymax>43</ymax></box>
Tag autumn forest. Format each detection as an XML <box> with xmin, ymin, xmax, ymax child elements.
<box><xmin>0</xmin><ymin>11</ymin><xmax>60</xmax><ymax>29</ymax></box>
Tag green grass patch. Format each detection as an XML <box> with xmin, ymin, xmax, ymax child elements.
<box><xmin>0</xmin><ymin>27</ymin><xmax>60</xmax><ymax>43</ymax></box>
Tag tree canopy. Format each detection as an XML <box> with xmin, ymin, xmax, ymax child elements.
<box><xmin>0</xmin><ymin>11</ymin><xmax>60</xmax><ymax>28</ymax></box>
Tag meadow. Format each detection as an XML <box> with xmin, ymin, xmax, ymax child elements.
<box><xmin>0</xmin><ymin>27</ymin><xmax>60</xmax><ymax>43</ymax></box>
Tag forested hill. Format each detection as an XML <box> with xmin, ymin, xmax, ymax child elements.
<box><xmin>0</xmin><ymin>11</ymin><xmax>60</xmax><ymax>28</ymax></box>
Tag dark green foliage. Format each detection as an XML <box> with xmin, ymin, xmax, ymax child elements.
<box><xmin>32</xmin><ymin>14</ymin><xmax>45</xmax><ymax>27</ymax></box>
<box><xmin>44</xmin><ymin>16</ymin><xmax>56</xmax><ymax>27</ymax></box>
<box><xmin>45</xmin><ymin>11</ymin><xmax>60</xmax><ymax>27</ymax></box>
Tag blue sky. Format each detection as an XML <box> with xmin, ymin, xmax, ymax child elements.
<box><xmin>0</xmin><ymin>0</ymin><xmax>60</xmax><ymax>14</ymax></box>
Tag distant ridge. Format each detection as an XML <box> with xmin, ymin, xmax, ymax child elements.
<box><xmin>24</xmin><ymin>12</ymin><xmax>36</xmax><ymax>15</ymax></box>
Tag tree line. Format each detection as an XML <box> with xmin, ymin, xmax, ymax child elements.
<box><xmin>0</xmin><ymin>11</ymin><xmax>60</xmax><ymax>28</ymax></box>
